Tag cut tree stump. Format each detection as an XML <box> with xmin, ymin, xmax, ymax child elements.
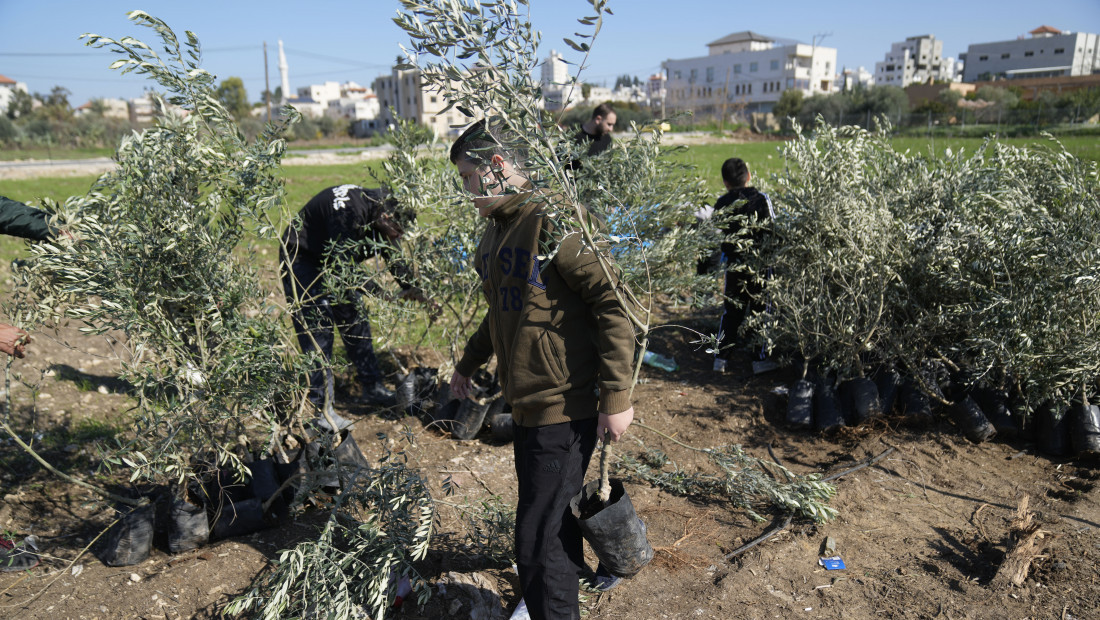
<box><xmin>990</xmin><ymin>494</ymin><xmax>1049</xmax><ymax>588</ymax></box>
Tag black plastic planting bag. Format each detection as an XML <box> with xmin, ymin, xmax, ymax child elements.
<box><xmin>813</xmin><ymin>373</ymin><xmax>843</xmax><ymax>431</ymax></box>
<box><xmin>210</xmin><ymin>497</ymin><xmax>265</xmax><ymax>540</ymax></box>
<box><xmin>1069</xmin><ymin>404</ymin><xmax>1100</xmax><ymax>457</ymax></box>
<box><xmin>397</xmin><ymin>367</ymin><xmax>439</xmax><ymax>416</ymax></box>
<box><xmin>100</xmin><ymin>503</ymin><xmax>154</xmax><ymax>566</ymax></box>
<box><xmin>841</xmin><ymin>377</ymin><xmax>881</xmax><ymax>424</ymax></box>
<box><xmin>570</xmin><ymin>478</ymin><xmax>653</xmax><ymax>578</ymax></box>
<box><xmin>949</xmin><ymin>396</ymin><xmax>996</xmax><ymax>443</ymax></box>
<box><xmin>247</xmin><ymin>458</ymin><xmax>281</xmax><ymax>504</ymax></box>
<box><xmin>786</xmin><ymin>379</ymin><xmax>814</xmax><ymax>429</ymax></box>
<box><xmin>451</xmin><ymin>370</ymin><xmax>497</xmax><ymax>440</ymax></box>
<box><xmin>1035</xmin><ymin>402</ymin><xmax>1071</xmax><ymax>456</ymax></box>
<box><xmin>274</xmin><ymin>447</ymin><xmax>305</xmax><ymax>504</ymax></box>
<box><xmin>452</xmin><ymin>398</ymin><xmax>492</xmax><ymax>440</ymax></box>
<box><xmin>898</xmin><ymin>379</ymin><xmax>933</xmax><ymax>424</ymax></box>
<box><xmin>873</xmin><ymin>367</ymin><xmax>902</xmax><ymax>416</ymax></box>
<box><xmin>970</xmin><ymin>387</ymin><xmax>1018</xmax><ymax>438</ymax></box>
<box><xmin>168</xmin><ymin>497</ymin><xmax>209</xmax><ymax>554</ymax></box>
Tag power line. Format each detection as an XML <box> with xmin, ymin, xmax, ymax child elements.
<box><xmin>283</xmin><ymin>47</ymin><xmax>390</xmax><ymax>69</ymax></box>
<box><xmin>0</xmin><ymin>45</ymin><xmax>261</xmax><ymax>57</ymax></box>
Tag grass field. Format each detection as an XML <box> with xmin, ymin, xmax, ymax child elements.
<box><xmin>2</xmin><ymin>132</ymin><xmax>1097</xmax><ymax>235</ymax></box>
<box><xmin>670</xmin><ymin>134</ymin><xmax>1100</xmax><ymax>194</ymax></box>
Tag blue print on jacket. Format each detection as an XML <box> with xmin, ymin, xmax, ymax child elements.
<box><xmin>478</xmin><ymin>246</ymin><xmax>547</xmax><ymax>310</ymax></box>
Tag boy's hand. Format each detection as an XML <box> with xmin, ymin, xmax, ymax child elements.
<box><xmin>598</xmin><ymin>407</ymin><xmax>634</xmax><ymax>443</ymax></box>
<box><xmin>449</xmin><ymin>370</ymin><xmax>472</xmax><ymax>400</ymax></box>
<box><xmin>0</xmin><ymin>324</ymin><xmax>31</xmax><ymax>359</ymax></box>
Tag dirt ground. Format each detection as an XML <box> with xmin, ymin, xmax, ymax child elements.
<box><xmin>0</xmin><ymin>303</ymin><xmax>1098</xmax><ymax>620</ymax></box>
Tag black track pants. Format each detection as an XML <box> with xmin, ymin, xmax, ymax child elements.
<box><xmin>513</xmin><ymin>416</ymin><xmax>598</xmax><ymax>620</ymax></box>
<box><xmin>280</xmin><ymin>253</ymin><xmax>383</xmax><ymax>401</ymax></box>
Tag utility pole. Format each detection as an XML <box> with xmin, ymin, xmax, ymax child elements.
<box><xmin>263</xmin><ymin>41</ymin><xmax>272</xmax><ymax>122</ymax></box>
<box><xmin>810</xmin><ymin>32</ymin><xmax>832</xmax><ymax>95</ymax></box>
<box><xmin>720</xmin><ymin>66</ymin><xmax>731</xmax><ymax>133</ymax></box>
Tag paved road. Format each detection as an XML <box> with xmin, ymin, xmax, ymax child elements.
<box><xmin>0</xmin><ymin>145</ymin><xmax>398</xmax><ymax>180</ymax></box>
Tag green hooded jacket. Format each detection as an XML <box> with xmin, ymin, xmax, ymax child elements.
<box><xmin>455</xmin><ymin>189</ymin><xmax>635</xmax><ymax>428</ymax></box>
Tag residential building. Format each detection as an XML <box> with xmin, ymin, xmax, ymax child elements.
<box><xmin>0</xmin><ymin>73</ymin><xmax>28</xmax><ymax>116</ymax></box>
<box><xmin>579</xmin><ymin>84</ymin><xmax>614</xmax><ymax>106</ymax></box>
<box><xmin>962</xmin><ymin>25</ymin><xmax>1100</xmax><ymax>82</ymax></box>
<box><xmin>541</xmin><ymin>49</ymin><xmax>570</xmax><ymax>90</ymax></box>
<box><xmin>541</xmin><ymin>49</ymin><xmax>581</xmax><ymax>111</ymax></box>
<box><xmin>839</xmin><ymin>66</ymin><xmax>874</xmax><ymax>91</ymax></box>
<box><xmin>127</xmin><ymin>96</ymin><xmax>186</xmax><ymax>124</ymax></box>
<box><xmin>283</xmin><ymin>95</ymin><xmax>326</xmax><ymax>118</ymax></box>
<box><xmin>372</xmin><ymin>66</ymin><xmax>479</xmax><ymax>138</ymax></box>
<box><xmin>646</xmin><ymin>73</ymin><xmax>667</xmax><ymax>109</ymax></box>
<box><xmin>297</xmin><ymin>81</ymin><xmax>342</xmax><ymax>105</ymax></box>
<box><xmin>326</xmin><ymin>94</ymin><xmax>380</xmax><ymax>121</ymax></box>
<box><xmin>661</xmin><ymin>31</ymin><xmax>837</xmax><ymax>118</ymax></box>
<box><xmin>74</xmin><ymin>97</ymin><xmax>129</xmax><ymax>119</ymax></box>
<box><xmin>874</xmin><ymin>35</ymin><xmax>957</xmax><ymax>86</ymax></box>
<box><xmin>285</xmin><ymin>80</ymin><xmax>373</xmax><ymax>119</ymax></box>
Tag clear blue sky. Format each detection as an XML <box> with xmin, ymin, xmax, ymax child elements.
<box><xmin>1</xmin><ymin>0</ymin><xmax>1097</xmax><ymax>106</ymax></box>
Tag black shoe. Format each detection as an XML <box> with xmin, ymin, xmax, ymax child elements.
<box><xmin>357</xmin><ymin>382</ymin><xmax>397</xmax><ymax>408</ymax></box>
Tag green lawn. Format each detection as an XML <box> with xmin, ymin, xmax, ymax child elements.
<box><xmin>667</xmin><ymin>134</ymin><xmax>1100</xmax><ymax>195</ymax></box>
<box><xmin>0</xmin><ymin>147</ymin><xmax>115</xmax><ymax>162</ymax></box>
<box><xmin>4</xmin><ymin>132</ymin><xmax>1096</xmax><ymax>223</ymax></box>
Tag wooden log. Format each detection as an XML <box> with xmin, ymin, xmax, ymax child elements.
<box><xmin>990</xmin><ymin>495</ymin><xmax>1048</xmax><ymax>589</ymax></box>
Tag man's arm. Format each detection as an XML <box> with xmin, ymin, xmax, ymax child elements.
<box><xmin>0</xmin><ymin>196</ymin><xmax>54</xmax><ymax>241</ymax></box>
<box><xmin>450</xmin><ymin>315</ymin><xmax>494</xmax><ymax>399</ymax></box>
<box><xmin>554</xmin><ymin>231</ymin><xmax>636</xmax><ymax>417</ymax></box>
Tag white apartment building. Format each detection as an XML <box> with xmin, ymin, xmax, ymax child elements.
<box><xmin>326</xmin><ymin>94</ymin><xmax>380</xmax><ymax>121</ymax></box>
<box><xmin>646</xmin><ymin>73</ymin><xmax>667</xmax><ymax>108</ymax></box>
<box><xmin>839</xmin><ymin>66</ymin><xmax>874</xmax><ymax>90</ymax></box>
<box><xmin>296</xmin><ymin>81</ymin><xmax>342</xmax><ymax>105</ymax></box>
<box><xmin>962</xmin><ymin>25</ymin><xmax>1100</xmax><ymax>82</ymax></box>
<box><xmin>874</xmin><ymin>35</ymin><xmax>957</xmax><ymax>86</ymax></box>
<box><xmin>74</xmin><ymin>97</ymin><xmax>129</xmax><ymax>119</ymax></box>
<box><xmin>541</xmin><ymin>49</ymin><xmax>582</xmax><ymax>111</ymax></box>
<box><xmin>372</xmin><ymin>66</ymin><xmax>479</xmax><ymax>138</ymax></box>
<box><xmin>286</xmin><ymin>81</ymin><xmax>376</xmax><ymax>119</ymax></box>
<box><xmin>0</xmin><ymin>73</ymin><xmax>28</xmax><ymax>116</ymax></box>
<box><xmin>541</xmin><ymin>49</ymin><xmax>570</xmax><ymax>89</ymax></box>
<box><xmin>662</xmin><ymin>31</ymin><xmax>837</xmax><ymax>117</ymax></box>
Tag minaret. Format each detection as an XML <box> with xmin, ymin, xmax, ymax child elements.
<box><xmin>278</xmin><ymin>40</ymin><xmax>290</xmax><ymax>104</ymax></box>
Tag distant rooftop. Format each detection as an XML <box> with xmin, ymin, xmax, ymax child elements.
<box><xmin>1030</xmin><ymin>25</ymin><xmax>1062</xmax><ymax>36</ymax></box>
<box><xmin>0</xmin><ymin>74</ymin><xmax>16</xmax><ymax>85</ymax></box>
<box><xmin>706</xmin><ymin>31</ymin><xmax>775</xmax><ymax>47</ymax></box>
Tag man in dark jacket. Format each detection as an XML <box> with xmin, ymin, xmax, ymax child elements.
<box><xmin>709</xmin><ymin>158</ymin><xmax>774</xmax><ymax>373</ymax></box>
<box><xmin>0</xmin><ymin>195</ymin><xmax>60</xmax><ymax>359</ymax></box>
<box><xmin>573</xmin><ymin>102</ymin><xmax>616</xmax><ymax>158</ymax></box>
<box><xmin>281</xmin><ymin>185</ymin><xmax>419</xmax><ymax>411</ymax></box>
<box><xmin>448</xmin><ymin>119</ymin><xmax>638</xmax><ymax>620</ymax></box>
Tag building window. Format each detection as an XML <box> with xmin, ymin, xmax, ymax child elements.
<box><xmin>1024</xmin><ymin>51</ymin><xmax>1034</xmax><ymax>57</ymax></box>
<box><xmin>748</xmin><ymin>83</ymin><xmax>752</xmax><ymax>94</ymax></box>
<box><xmin>706</xmin><ymin>67</ymin><xmax>714</xmax><ymax>82</ymax></box>
<box><xmin>979</xmin><ymin>55</ymin><xmax>988</xmax><ymax>61</ymax></box>
<box><xmin>674</xmin><ymin>70</ymin><xmax>681</xmax><ymax>80</ymax></box>
<box><xmin>690</xmin><ymin>68</ymin><xmax>697</xmax><ymax>81</ymax></box>
<box><xmin>1001</xmin><ymin>53</ymin><xmax>1010</xmax><ymax>59</ymax></box>
<box><xmin>734</xmin><ymin>64</ymin><xmax>741</xmax><ymax>74</ymax></box>
<box><xmin>770</xmin><ymin>59</ymin><xmax>779</xmax><ymax>71</ymax></box>
<box><xmin>1054</xmin><ymin>48</ymin><xmax>1065</xmax><ymax>54</ymax></box>
<box><xmin>430</xmin><ymin>96</ymin><xmax>437</xmax><ymax>103</ymax></box>
<box><xmin>750</xmin><ymin>62</ymin><xmax>758</xmax><ymax>72</ymax></box>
